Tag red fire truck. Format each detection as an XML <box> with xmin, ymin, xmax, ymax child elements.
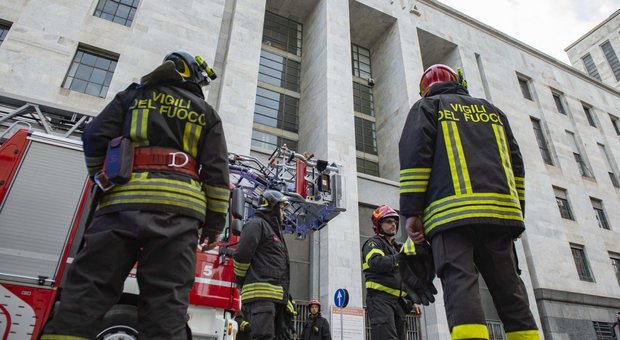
<box><xmin>0</xmin><ymin>103</ymin><xmax>345</xmax><ymax>340</ymax></box>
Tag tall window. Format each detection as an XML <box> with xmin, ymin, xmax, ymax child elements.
<box><xmin>552</xmin><ymin>91</ymin><xmax>566</xmax><ymax>115</ymax></box>
<box><xmin>610</xmin><ymin>114</ymin><xmax>620</xmax><ymax>135</ymax></box>
<box><xmin>610</xmin><ymin>252</ymin><xmax>620</xmax><ymax>286</ymax></box>
<box><xmin>582</xmin><ymin>53</ymin><xmax>602</xmax><ymax>80</ymax></box>
<box><xmin>94</xmin><ymin>0</ymin><xmax>140</xmax><ymax>27</ymax></box>
<box><xmin>62</xmin><ymin>47</ymin><xmax>118</xmax><ymax>98</ymax></box>
<box><xmin>352</xmin><ymin>44</ymin><xmax>379</xmax><ymax>176</ymax></box>
<box><xmin>517</xmin><ymin>77</ymin><xmax>532</xmax><ymax>100</ymax></box>
<box><xmin>601</xmin><ymin>40</ymin><xmax>620</xmax><ymax>81</ymax></box>
<box><xmin>0</xmin><ymin>21</ymin><xmax>10</xmax><ymax>45</ymax></box>
<box><xmin>531</xmin><ymin>118</ymin><xmax>553</xmax><ymax>165</ymax></box>
<box><xmin>570</xmin><ymin>243</ymin><xmax>594</xmax><ymax>282</ymax></box>
<box><xmin>252</xmin><ymin>12</ymin><xmax>302</xmax><ymax>154</ymax></box>
<box><xmin>582</xmin><ymin>103</ymin><xmax>597</xmax><ymax>127</ymax></box>
<box><xmin>567</xmin><ymin>131</ymin><xmax>593</xmax><ymax>178</ymax></box>
<box><xmin>591</xmin><ymin>198</ymin><xmax>610</xmax><ymax>230</ymax></box>
<box><xmin>598</xmin><ymin>143</ymin><xmax>620</xmax><ymax>188</ymax></box>
<box><xmin>554</xmin><ymin>187</ymin><xmax>574</xmax><ymax>220</ymax></box>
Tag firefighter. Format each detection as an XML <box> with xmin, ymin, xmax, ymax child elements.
<box><xmin>233</xmin><ymin>190</ymin><xmax>295</xmax><ymax>340</ymax></box>
<box><xmin>301</xmin><ymin>298</ymin><xmax>332</xmax><ymax>340</ymax></box>
<box><xmin>235</xmin><ymin>312</ymin><xmax>252</xmax><ymax>340</ymax></box>
<box><xmin>399</xmin><ymin>64</ymin><xmax>539</xmax><ymax>339</ymax></box>
<box><xmin>42</xmin><ymin>51</ymin><xmax>230</xmax><ymax>339</ymax></box>
<box><xmin>362</xmin><ymin>205</ymin><xmax>422</xmax><ymax>340</ymax></box>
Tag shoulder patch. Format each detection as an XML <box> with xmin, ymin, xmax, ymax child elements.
<box><xmin>369</xmin><ymin>241</ymin><xmax>378</xmax><ymax>248</ymax></box>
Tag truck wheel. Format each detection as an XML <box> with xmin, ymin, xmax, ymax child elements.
<box><xmin>97</xmin><ymin>304</ymin><xmax>139</xmax><ymax>340</ymax></box>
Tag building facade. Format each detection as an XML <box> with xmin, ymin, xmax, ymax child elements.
<box><xmin>0</xmin><ymin>0</ymin><xmax>619</xmax><ymax>339</ymax></box>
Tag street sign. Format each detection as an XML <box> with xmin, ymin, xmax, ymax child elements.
<box><xmin>334</xmin><ymin>288</ymin><xmax>349</xmax><ymax>308</ymax></box>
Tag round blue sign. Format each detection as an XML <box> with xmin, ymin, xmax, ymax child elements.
<box><xmin>334</xmin><ymin>288</ymin><xmax>349</xmax><ymax>308</ymax></box>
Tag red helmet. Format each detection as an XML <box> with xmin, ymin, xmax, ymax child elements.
<box><xmin>419</xmin><ymin>64</ymin><xmax>458</xmax><ymax>97</ymax></box>
<box><xmin>371</xmin><ymin>205</ymin><xmax>399</xmax><ymax>235</ymax></box>
<box><xmin>308</xmin><ymin>297</ymin><xmax>321</xmax><ymax>311</ymax></box>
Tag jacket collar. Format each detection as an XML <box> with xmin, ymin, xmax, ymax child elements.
<box><xmin>426</xmin><ymin>82</ymin><xmax>469</xmax><ymax>97</ymax></box>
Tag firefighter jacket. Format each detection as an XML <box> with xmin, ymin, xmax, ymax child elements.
<box><xmin>233</xmin><ymin>211</ymin><xmax>290</xmax><ymax>304</ymax></box>
<box><xmin>82</xmin><ymin>69</ymin><xmax>230</xmax><ymax>232</ymax></box>
<box><xmin>362</xmin><ymin>234</ymin><xmax>405</xmax><ymax>298</ymax></box>
<box><xmin>399</xmin><ymin>82</ymin><xmax>525</xmax><ymax>240</ymax></box>
<box><xmin>301</xmin><ymin>314</ymin><xmax>332</xmax><ymax>340</ymax></box>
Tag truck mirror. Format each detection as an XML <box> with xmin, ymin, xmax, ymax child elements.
<box><xmin>231</xmin><ymin>219</ymin><xmax>243</xmax><ymax>236</ymax></box>
<box><xmin>231</xmin><ymin>187</ymin><xmax>245</xmax><ymax>220</ymax></box>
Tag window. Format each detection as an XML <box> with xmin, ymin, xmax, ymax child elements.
<box><xmin>552</xmin><ymin>92</ymin><xmax>566</xmax><ymax>114</ymax></box>
<box><xmin>94</xmin><ymin>0</ymin><xmax>140</xmax><ymax>27</ymax></box>
<box><xmin>250</xmin><ymin>130</ymin><xmax>297</xmax><ymax>152</ymax></box>
<box><xmin>567</xmin><ymin>131</ymin><xmax>593</xmax><ymax>178</ymax></box>
<box><xmin>591</xmin><ymin>198</ymin><xmax>610</xmax><ymax>230</ymax></box>
<box><xmin>357</xmin><ymin>158</ymin><xmax>379</xmax><ymax>177</ymax></box>
<box><xmin>570</xmin><ymin>243</ymin><xmax>594</xmax><ymax>282</ymax></box>
<box><xmin>253</xmin><ymin>87</ymin><xmax>299</xmax><ymax>132</ymax></box>
<box><xmin>610</xmin><ymin>253</ymin><xmax>620</xmax><ymax>286</ymax></box>
<box><xmin>531</xmin><ymin>118</ymin><xmax>553</xmax><ymax>165</ymax></box>
<box><xmin>582</xmin><ymin>53</ymin><xmax>602</xmax><ymax>80</ymax></box>
<box><xmin>582</xmin><ymin>103</ymin><xmax>597</xmax><ymax>127</ymax></box>
<box><xmin>355</xmin><ymin>117</ymin><xmax>377</xmax><ymax>154</ymax></box>
<box><xmin>262</xmin><ymin>11</ymin><xmax>302</xmax><ymax>56</ymax></box>
<box><xmin>353</xmin><ymin>82</ymin><xmax>374</xmax><ymax>117</ymax></box>
<box><xmin>0</xmin><ymin>21</ymin><xmax>10</xmax><ymax>45</ymax></box>
<box><xmin>593</xmin><ymin>321</ymin><xmax>614</xmax><ymax>340</ymax></box>
<box><xmin>352</xmin><ymin>44</ymin><xmax>372</xmax><ymax>79</ymax></box>
<box><xmin>62</xmin><ymin>47</ymin><xmax>118</xmax><ymax>97</ymax></box>
<box><xmin>518</xmin><ymin>77</ymin><xmax>532</xmax><ymax>100</ymax></box>
<box><xmin>554</xmin><ymin>187</ymin><xmax>574</xmax><ymax>220</ymax></box>
<box><xmin>610</xmin><ymin>114</ymin><xmax>620</xmax><ymax>135</ymax></box>
<box><xmin>258</xmin><ymin>50</ymin><xmax>301</xmax><ymax>92</ymax></box>
<box><xmin>598</xmin><ymin>143</ymin><xmax>620</xmax><ymax>188</ymax></box>
<box><xmin>601</xmin><ymin>40</ymin><xmax>620</xmax><ymax>81</ymax></box>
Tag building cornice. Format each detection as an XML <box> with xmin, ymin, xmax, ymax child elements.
<box><xmin>564</xmin><ymin>9</ymin><xmax>620</xmax><ymax>51</ymax></box>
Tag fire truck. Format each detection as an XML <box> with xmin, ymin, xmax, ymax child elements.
<box><xmin>0</xmin><ymin>103</ymin><xmax>345</xmax><ymax>340</ymax></box>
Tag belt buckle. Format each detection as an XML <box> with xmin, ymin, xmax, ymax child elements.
<box><xmin>169</xmin><ymin>152</ymin><xmax>189</xmax><ymax>168</ymax></box>
<box><xmin>94</xmin><ymin>170</ymin><xmax>115</xmax><ymax>192</ymax></box>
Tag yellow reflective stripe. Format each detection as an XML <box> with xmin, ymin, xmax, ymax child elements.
<box><xmin>110</xmin><ymin>183</ymin><xmax>205</xmax><ymax>202</ymax></box>
<box><xmin>451</xmin><ymin>122</ymin><xmax>472</xmax><ymax>194</ymax></box>
<box><xmin>505</xmin><ymin>329</ymin><xmax>539</xmax><ymax>340</ymax></box>
<box><xmin>205</xmin><ymin>185</ymin><xmax>231</xmax><ymax>201</ymax></box>
<box><xmin>443</xmin><ymin>121</ymin><xmax>462</xmax><ymax>194</ymax></box>
<box><xmin>515</xmin><ymin>177</ymin><xmax>525</xmax><ymax>201</ymax></box>
<box><xmin>365</xmin><ymin>248</ymin><xmax>385</xmax><ymax>263</ymax></box>
<box><xmin>235</xmin><ymin>262</ymin><xmax>250</xmax><ymax>270</ymax></box>
<box><xmin>234</xmin><ymin>261</ymin><xmax>250</xmax><ymax>277</ymax></box>
<box><xmin>362</xmin><ymin>263</ymin><xmax>369</xmax><ymax>271</ymax></box>
<box><xmin>493</xmin><ymin>124</ymin><xmax>519</xmax><ymax>200</ymax></box>
<box><xmin>400</xmin><ymin>180</ymin><xmax>429</xmax><ymax>194</ymax></box>
<box><xmin>402</xmin><ymin>239</ymin><xmax>416</xmax><ymax>255</ymax></box>
<box><xmin>99</xmin><ymin>197</ymin><xmax>205</xmax><ymax>215</ymax></box>
<box><xmin>242</xmin><ymin>290</ymin><xmax>284</xmax><ymax>300</ymax></box>
<box><xmin>130</xmin><ymin>108</ymin><xmax>150</xmax><ymax>147</ymax></box>
<box><xmin>400</xmin><ymin>168</ymin><xmax>431</xmax><ymax>175</ymax></box>
<box><xmin>287</xmin><ymin>299</ymin><xmax>297</xmax><ymax>315</ymax></box>
<box><xmin>243</xmin><ymin>282</ymin><xmax>283</xmax><ymax>291</ymax></box>
<box><xmin>208</xmin><ymin>200</ymin><xmax>229</xmax><ymax>214</ymax></box>
<box><xmin>425</xmin><ymin>210</ymin><xmax>523</xmax><ymax>235</ymax></box>
<box><xmin>41</xmin><ymin>336</ymin><xmax>90</xmax><ymax>340</ymax></box>
<box><xmin>365</xmin><ymin>281</ymin><xmax>405</xmax><ymax>297</ymax></box>
<box><xmin>183</xmin><ymin>122</ymin><xmax>202</xmax><ymax>158</ymax></box>
<box><xmin>423</xmin><ymin>193</ymin><xmax>521</xmax><ymax>224</ymax></box>
<box><xmin>451</xmin><ymin>324</ymin><xmax>489</xmax><ymax>339</ymax></box>
<box><xmin>241</xmin><ymin>282</ymin><xmax>284</xmax><ymax>300</ymax></box>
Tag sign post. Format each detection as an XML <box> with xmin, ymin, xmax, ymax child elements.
<box><xmin>334</xmin><ymin>288</ymin><xmax>349</xmax><ymax>340</ymax></box>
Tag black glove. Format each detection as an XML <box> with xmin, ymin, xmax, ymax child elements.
<box><xmin>199</xmin><ymin>226</ymin><xmax>219</xmax><ymax>250</ymax></box>
<box><xmin>399</xmin><ymin>242</ymin><xmax>437</xmax><ymax>306</ymax></box>
<box><xmin>398</xmin><ymin>297</ymin><xmax>414</xmax><ymax>314</ymax></box>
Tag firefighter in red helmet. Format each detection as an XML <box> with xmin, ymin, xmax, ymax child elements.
<box><xmin>361</xmin><ymin>205</ymin><xmax>422</xmax><ymax>340</ymax></box>
<box><xmin>301</xmin><ymin>298</ymin><xmax>331</xmax><ymax>340</ymax></box>
<box><xmin>399</xmin><ymin>64</ymin><xmax>539</xmax><ymax>339</ymax></box>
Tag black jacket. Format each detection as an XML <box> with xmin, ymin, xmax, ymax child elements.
<box><xmin>362</xmin><ymin>235</ymin><xmax>404</xmax><ymax>298</ymax></box>
<box><xmin>301</xmin><ymin>314</ymin><xmax>331</xmax><ymax>340</ymax></box>
<box><xmin>82</xmin><ymin>69</ymin><xmax>230</xmax><ymax>230</ymax></box>
<box><xmin>233</xmin><ymin>211</ymin><xmax>290</xmax><ymax>304</ymax></box>
<box><xmin>399</xmin><ymin>82</ymin><xmax>525</xmax><ymax>240</ymax></box>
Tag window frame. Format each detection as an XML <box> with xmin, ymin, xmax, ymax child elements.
<box><xmin>551</xmin><ymin>91</ymin><xmax>566</xmax><ymax>115</ymax></box>
<box><xmin>531</xmin><ymin>117</ymin><xmax>553</xmax><ymax>165</ymax></box>
<box><xmin>610</xmin><ymin>114</ymin><xmax>620</xmax><ymax>135</ymax></box>
<box><xmin>582</xmin><ymin>103</ymin><xmax>597</xmax><ymax>127</ymax></box>
<box><xmin>590</xmin><ymin>198</ymin><xmax>610</xmax><ymax>230</ymax></box>
<box><xmin>262</xmin><ymin>11</ymin><xmax>303</xmax><ymax>57</ymax></box>
<box><xmin>600</xmin><ymin>40</ymin><xmax>620</xmax><ymax>81</ymax></box>
<box><xmin>570</xmin><ymin>243</ymin><xmax>594</xmax><ymax>282</ymax></box>
<box><xmin>517</xmin><ymin>76</ymin><xmax>533</xmax><ymax>100</ymax></box>
<box><xmin>0</xmin><ymin>20</ymin><xmax>11</xmax><ymax>45</ymax></box>
<box><xmin>62</xmin><ymin>46</ymin><xmax>118</xmax><ymax>98</ymax></box>
<box><xmin>554</xmin><ymin>187</ymin><xmax>574</xmax><ymax>220</ymax></box>
<box><xmin>351</xmin><ymin>43</ymin><xmax>372</xmax><ymax>80</ymax></box>
<box><xmin>610</xmin><ymin>252</ymin><xmax>620</xmax><ymax>286</ymax></box>
<box><xmin>581</xmin><ymin>53</ymin><xmax>602</xmax><ymax>81</ymax></box>
<box><xmin>93</xmin><ymin>0</ymin><xmax>140</xmax><ymax>27</ymax></box>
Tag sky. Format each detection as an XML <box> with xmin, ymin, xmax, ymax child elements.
<box><xmin>439</xmin><ymin>0</ymin><xmax>620</xmax><ymax>64</ymax></box>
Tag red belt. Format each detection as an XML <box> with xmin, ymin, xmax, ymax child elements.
<box><xmin>133</xmin><ymin>147</ymin><xmax>199</xmax><ymax>179</ymax></box>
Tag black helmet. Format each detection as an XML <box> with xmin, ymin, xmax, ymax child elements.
<box><xmin>163</xmin><ymin>51</ymin><xmax>217</xmax><ymax>86</ymax></box>
<box><xmin>258</xmin><ymin>190</ymin><xmax>289</xmax><ymax>212</ymax></box>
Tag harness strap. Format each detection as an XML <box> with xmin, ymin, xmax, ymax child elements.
<box><xmin>133</xmin><ymin>147</ymin><xmax>199</xmax><ymax>179</ymax></box>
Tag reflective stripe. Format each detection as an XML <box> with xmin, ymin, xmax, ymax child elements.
<box><xmin>365</xmin><ymin>248</ymin><xmax>385</xmax><ymax>263</ymax></box>
<box><xmin>41</xmin><ymin>336</ymin><xmax>90</xmax><ymax>340</ymax></box>
<box><xmin>194</xmin><ymin>277</ymin><xmax>235</xmax><ymax>288</ymax></box>
<box><xmin>362</xmin><ymin>263</ymin><xmax>369</xmax><ymax>271</ymax></box>
<box><xmin>451</xmin><ymin>324</ymin><xmax>489</xmax><ymax>339</ymax></box>
<box><xmin>365</xmin><ymin>281</ymin><xmax>405</xmax><ymax>297</ymax></box>
<box><xmin>506</xmin><ymin>329</ymin><xmax>539</xmax><ymax>340</ymax></box>
<box><xmin>493</xmin><ymin>124</ymin><xmax>519</xmax><ymax>201</ymax></box>
<box><xmin>208</xmin><ymin>200</ymin><xmax>229</xmax><ymax>214</ymax></box>
<box><xmin>130</xmin><ymin>108</ymin><xmax>150</xmax><ymax>147</ymax></box>
<box><xmin>85</xmin><ymin>155</ymin><xmax>104</xmax><ymax>176</ymax></box>
<box><xmin>287</xmin><ymin>298</ymin><xmax>297</xmax><ymax>315</ymax></box>
<box><xmin>402</xmin><ymin>239</ymin><xmax>416</xmax><ymax>255</ymax></box>
<box><xmin>443</xmin><ymin>121</ymin><xmax>472</xmax><ymax>195</ymax></box>
<box><xmin>515</xmin><ymin>176</ymin><xmax>525</xmax><ymax>201</ymax></box>
<box><xmin>400</xmin><ymin>168</ymin><xmax>431</xmax><ymax>194</ymax></box>
<box><xmin>183</xmin><ymin>122</ymin><xmax>202</xmax><ymax>158</ymax></box>
<box><xmin>234</xmin><ymin>261</ymin><xmax>250</xmax><ymax>277</ymax></box>
<box><xmin>400</xmin><ymin>168</ymin><xmax>431</xmax><ymax>176</ymax></box>
<box><xmin>205</xmin><ymin>185</ymin><xmax>231</xmax><ymax>201</ymax></box>
<box><xmin>425</xmin><ymin>205</ymin><xmax>523</xmax><ymax>234</ymax></box>
<box><xmin>241</xmin><ymin>282</ymin><xmax>284</xmax><ymax>301</ymax></box>
<box><xmin>424</xmin><ymin>193</ymin><xmax>521</xmax><ymax>221</ymax></box>
<box><xmin>400</xmin><ymin>180</ymin><xmax>429</xmax><ymax>193</ymax></box>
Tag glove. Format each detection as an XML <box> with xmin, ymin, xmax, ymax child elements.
<box><xmin>399</xmin><ymin>297</ymin><xmax>414</xmax><ymax>314</ymax></box>
<box><xmin>399</xmin><ymin>242</ymin><xmax>437</xmax><ymax>305</ymax></box>
<box><xmin>199</xmin><ymin>226</ymin><xmax>219</xmax><ymax>251</ymax></box>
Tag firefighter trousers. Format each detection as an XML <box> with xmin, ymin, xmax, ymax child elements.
<box><xmin>431</xmin><ymin>225</ymin><xmax>539</xmax><ymax>340</ymax></box>
<box><xmin>366</xmin><ymin>292</ymin><xmax>406</xmax><ymax>340</ymax></box>
<box><xmin>42</xmin><ymin>210</ymin><xmax>200</xmax><ymax>340</ymax></box>
<box><xmin>242</xmin><ymin>300</ymin><xmax>291</xmax><ymax>340</ymax></box>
